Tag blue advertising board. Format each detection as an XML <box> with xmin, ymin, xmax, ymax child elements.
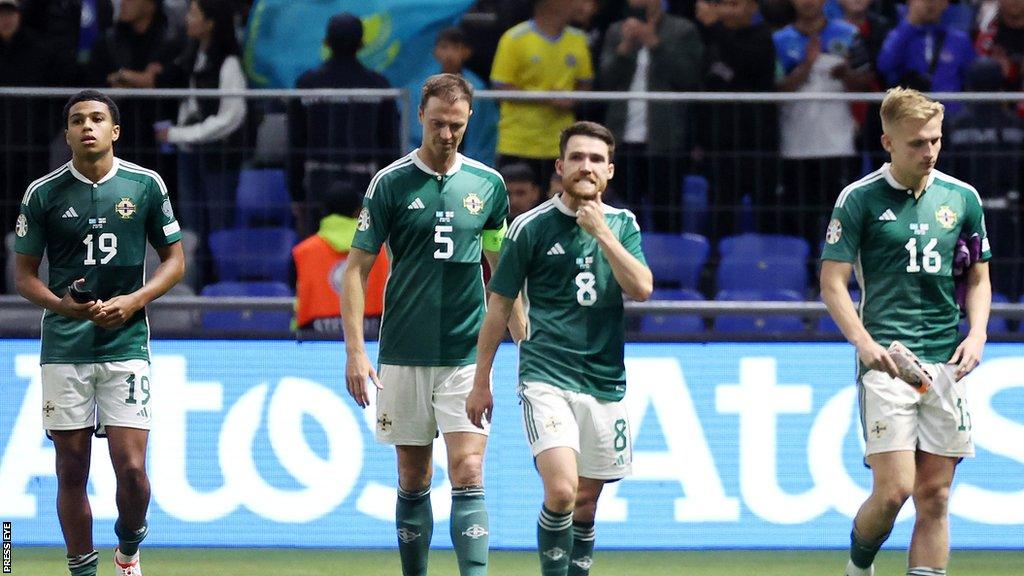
<box><xmin>1</xmin><ymin>341</ymin><xmax>1022</xmax><ymax>549</ymax></box>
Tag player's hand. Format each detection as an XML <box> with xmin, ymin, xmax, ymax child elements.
<box><xmin>466</xmin><ymin>381</ymin><xmax>493</xmax><ymax>429</ymax></box>
<box><xmin>805</xmin><ymin>36</ymin><xmax>821</xmax><ymax>64</ymax></box>
<box><xmin>857</xmin><ymin>339</ymin><xmax>899</xmax><ymax>379</ymax></box>
<box><xmin>948</xmin><ymin>333</ymin><xmax>985</xmax><ymax>381</ymax></box>
<box><xmin>56</xmin><ymin>292</ymin><xmax>100</xmax><ymax>320</ymax></box>
<box><xmin>346</xmin><ymin>350</ymin><xmax>381</xmax><ymax>408</ymax></box>
<box><xmin>93</xmin><ymin>294</ymin><xmax>142</xmax><ymax>329</ymax></box>
<box><xmin>576</xmin><ymin>200</ymin><xmax>610</xmax><ymax>238</ymax></box>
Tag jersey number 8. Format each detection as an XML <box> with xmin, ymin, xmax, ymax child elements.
<box><xmin>575</xmin><ymin>271</ymin><xmax>597</xmax><ymax>306</ymax></box>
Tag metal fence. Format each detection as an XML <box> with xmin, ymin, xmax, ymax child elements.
<box><xmin>1</xmin><ymin>88</ymin><xmax>1023</xmax><ymax>339</ymax></box>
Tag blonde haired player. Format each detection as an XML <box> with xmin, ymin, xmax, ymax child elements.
<box><xmin>820</xmin><ymin>87</ymin><xmax>992</xmax><ymax>576</ymax></box>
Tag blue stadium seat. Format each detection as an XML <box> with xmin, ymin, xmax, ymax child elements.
<box><xmin>816</xmin><ymin>289</ymin><xmax>860</xmax><ymax>334</ymax></box>
<box><xmin>718</xmin><ymin>233</ymin><xmax>811</xmax><ymax>260</ymax></box>
<box><xmin>208</xmin><ymin>227</ymin><xmax>297</xmax><ymax>283</ymax></box>
<box><xmin>714</xmin><ymin>289</ymin><xmax>806</xmax><ymax>333</ymax></box>
<box><xmin>200</xmin><ymin>281</ymin><xmax>293</xmax><ymax>332</ymax></box>
<box><xmin>681</xmin><ymin>174</ymin><xmax>709</xmax><ymax>235</ymax></box>
<box><xmin>641</xmin><ymin>232</ymin><xmax>709</xmax><ymax>289</ymax></box>
<box><xmin>715</xmin><ymin>255</ymin><xmax>808</xmax><ymax>293</ymax></box>
<box><xmin>640</xmin><ymin>288</ymin><xmax>704</xmax><ymax>334</ymax></box>
<box><xmin>235</xmin><ymin>168</ymin><xmax>292</xmax><ymax>228</ymax></box>
<box><xmin>960</xmin><ymin>292</ymin><xmax>1010</xmax><ymax>334</ymax></box>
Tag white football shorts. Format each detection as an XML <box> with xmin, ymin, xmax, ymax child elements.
<box><xmin>375</xmin><ymin>364</ymin><xmax>488</xmax><ymax>445</ymax></box>
<box><xmin>41</xmin><ymin>360</ymin><xmax>153</xmax><ymax>436</ymax></box>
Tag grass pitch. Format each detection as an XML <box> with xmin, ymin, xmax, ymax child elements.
<box><xmin>8</xmin><ymin>548</ymin><xmax>1024</xmax><ymax>575</ymax></box>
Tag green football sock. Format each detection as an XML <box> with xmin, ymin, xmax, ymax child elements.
<box><xmin>568</xmin><ymin>521</ymin><xmax>595</xmax><ymax>576</ymax></box>
<box><xmin>67</xmin><ymin>551</ymin><xmax>98</xmax><ymax>576</ymax></box>
<box><xmin>537</xmin><ymin>506</ymin><xmax>573</xmax><ymax>576</ymax></box>
<box><xmin>397</xmin><ymin>487</ymin><xmax>433</xmax><ymax>576</ymax></box>
<box><xmin>450</xmin><ymin>485</ymin><xmax>489</xmax><ymax>576</ymax></box>
<box><xmin>114</xmin><ymin>518</ymin><xmax>148</xmax><ymax>556</ymax></box>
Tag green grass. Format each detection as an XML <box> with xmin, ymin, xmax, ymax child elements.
<box><xmin>8</xmin><ymin>548</ymin><xmax>1024</xmax><ymax>575</ymax></box>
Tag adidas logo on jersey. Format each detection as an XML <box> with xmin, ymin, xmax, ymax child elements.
<box><xmin>878</xmin><ymin>209</ymin><xmax>897</xmax><ymax>221</ymax></box>
<box><xmin>546</xmin><ymin>243</ymin><xmax>565</xmax><ymax>255</ymax></box>
<box><xmin>407</xmin><ymin>198</ymin><xmax>425</xmax><ymax>210</ymax></box>
<box><xmin>62</xmin><ymin>207</ymin><xmax>79</xmax><ymax>219</ymax></box>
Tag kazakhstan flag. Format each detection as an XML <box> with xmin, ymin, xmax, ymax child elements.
<box><xmin>244</xmin><ymin>0</ymin><xmax>475</xmax><ymax>88</ymax></box>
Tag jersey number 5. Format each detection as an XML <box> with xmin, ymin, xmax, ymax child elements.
<box><xmin>904</xmin><ymin>237</ymin><xmax>941</xmax><ymax>274</ymax></box>
<box><xmin>434</xmin><ymin>225</ymin><xmax>453</xmax><ymax>260</ymax></box>
<box><xmin>83</xmin><ymin>232</ymin><xmax>118</xmax><ymax>265</ymax></box>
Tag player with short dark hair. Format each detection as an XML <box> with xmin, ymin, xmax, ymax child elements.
<box><xmin>14</xmin><ymin>89</ymin><xmax>185</xmax><ymax>576</ymax></box>
<box><xmin>467</xmin><ymin>120</ymin><xmax>653</xmax><ymax>576</ymax></box>
<box><xmin>342</xmin><ymin>72</ymin><xmax>525</xmax><ymax>576</ymax></box>
<box><xmin>821</xmin><ymin>87</ymin><xmax>992</xmax><ymax>576</ymax></box>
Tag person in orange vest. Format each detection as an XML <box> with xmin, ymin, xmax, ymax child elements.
<box><xmin>293</xmin><ymin>181</ymin><xmax>388</xmax><ymax>333</ymax></box>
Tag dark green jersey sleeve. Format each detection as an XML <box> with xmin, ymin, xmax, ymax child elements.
<box><xmin>619</xmin><ymin>211</ymin><xmax>646</xmax><ymax>266</ymax></box>
<box><xmin>485</xmin><ymin>178</ymin><xmax>509</xmax><ymax>231</ymax></box>
<box><xmin>351</xmin><ymin>178</ymin><xmax>393</xmax><ymax>254</ymax></box>
<box><xmin>14</xmin><ymin>187</ymin><xmax>46</xmax><ymax>257</ymax></box>
<box><xmin>963</xmin><ymin>190</ymin><xmax>992</xmax><ymax>262</ymax></box>
<box><xmin>820</xmin><ymin>193</ymin><xmax>864</xmax><ymax>263</ymax></box>
<box><xmin>146</xmin><ymin>175</ymin><xmax>182</xmax><ymax>247</ymax></box>
<box><xmin>489</xmin><ymin>224</ymin><xmax>530</xmax><ymax>299</ymax></box>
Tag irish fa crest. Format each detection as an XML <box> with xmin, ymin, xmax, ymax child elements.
<box><xmin>115</xmin><ymin>197</ymin><xmax>137</xmax><ymax>219</ymax></box>
<box><xmin>463</xmin><ymin>192</ymin><xmax>484</xmax><ymax>215</ymax></box>
<box><xmin>935</xmin><ymin>206</ymin><xmax>958</xmax><ymax>229</ymax></box>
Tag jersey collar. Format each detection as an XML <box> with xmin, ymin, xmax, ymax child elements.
<box><xmin>553</xmin><ymin>193</ymin><xmax>614</xmax><ymax>216</ymax></box>
<box><xmin>411</xmin><ymin>148</ymin><xmax>463</xmax><ymax>177</ymax></box>
<box><xmin>881</xmin><ymin>162</ymin><xmax>935</xmax><ymax>195</ymax></box>
<box><xmin>69</xmin><ymin>157</ymin><xmax>121</xmax><ymax>186</ymax></box>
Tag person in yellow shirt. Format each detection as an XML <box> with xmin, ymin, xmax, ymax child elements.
<box><xmin>490</xmin><ymin>0</ymin><xmax>594</xmax><ymax>187</ymax></box>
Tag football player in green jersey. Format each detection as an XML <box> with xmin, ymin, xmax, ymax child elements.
<box><xmin>821</xmin><ymin>88</ymin><xmax>992</xmax><ymax>576</ymax></box>
<box><xmin>467</xmin><ymin>121</ymin><xmax>653</xmax><ymax>576</ymax></box>
<box><xmin>14</xmin><ymin>90</ymin><xmax>185</xmax><ymax>576</ymax></box>
<box><xmin>342</xmin><ymin>73</ymin><xmax>524</xmax><ymax>576</ymax></box>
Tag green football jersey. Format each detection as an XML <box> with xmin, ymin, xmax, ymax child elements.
<box><xmin>820</xmin><ymin>163</ymin><xmax>991</xmax><ymax>363</ymax></box>
<box><xmin>352</xmin><ymin>151</ymin><xmax>508</xmax><ymax>366</ymax></box>
<box><xmin>489</xmin><ymin>195</ymin><xmax>647</xmax><ymax>401</ymax></box>
<box><xmin>14</xmin><ymin>158</ymin><xmax>182</xmax><ymax>364</ymax></box>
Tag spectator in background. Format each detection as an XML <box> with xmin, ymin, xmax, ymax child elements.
<box><xmin>975</xmin><ymin>0</ymin><xmax>1024</xmax><ymax>92</ymax></box>
<box><xmin>288</xmin><ymin>12</ymin><xmax>398</xmax><ymax>234</ymax></box>
<box><xmin>491</xmin><ymin>0</ymin><xmax>594</xmax><ymax>188</ymax></box>
<box><xmin>699</xmin><ymin>0</ymin><xmax>777</xmax><ymax>237</ymax></box>
<box><xmin>21</xmin><ymin>0</ymin><xmax>113</xmax><ymax>82</ymax></box>
<box><xmin>840</xmin><ymin>0</ymin><xmax>891</xmax><ymax>165</ymax></box>
<box><xmin>293</xmin><ymin>181</ymin><xmax>389</xmax><ymax>335</ymax></box>
<box><xmin>601</xmin><ymin>0</ymin><xmax>703</xmax><ymax>232</ymax></box>
<box><xmin>571</xmin><ymin>0</ymin><xmax>607</xmax><ymax>123</ymax></box>
<box><xmin>774</xmin><ymin>0</ymin><xmax>872</xmax><ymax>245</ymax></box>
<box><xmin>876</xmin><ymin>0</ymin><xmax>975</xmax><ymax>110</ymax></box>
<box><xmin>407</xmin><ymin>27</ymin><xmax>497</xmax><ymax>166</ymax></box>
<box><xmin>944</xmin><ymin>57</ymin><xmax>1024</xmax><ymax>298</ymax></box>
<box><xmin>501</xmin><ymin>162</ymin><xmax>543</xmax><ymax>221</ymax></box>
<box><xmin>156</xmin><ymin>0</ymin><xmax>246</xmax><ymax>257</ymax></box>
<box><xmin>0</xmin><ymin>0</ymin><xmax>61</xmax><ymax>291</ymax></box>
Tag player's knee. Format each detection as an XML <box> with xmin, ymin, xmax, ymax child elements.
<box><xmin>116</xmin><ymin>463</ymin><xmax>150</xmax><ymax>494</ymax></box>
<box><xmin>449</xmin><ymin>453</ymin><xmax>484</xmax><ymax>487</ymax></box>
<box><xmin>573</xmin><ymin>499</ymin><xmax>597</xmax><ymax>524</ymax></box>
<box><xmin>55</xmin><ymin>452</ymin><xmax>91</xmax><ymax>488</ymax></box>
<box><xmin>877</xmin><ymin>484</ymin><xmax>913</xmax><ymax>514</ymax></box>
<box><xmin>914</xmin><ymin>482</ymin><xmax>950</xmax><ymax>518</ymax></box>
<box><xmin>544</xmin><ymin>478</ymin><xmax>578</xmax><ymax>512</ymax></box>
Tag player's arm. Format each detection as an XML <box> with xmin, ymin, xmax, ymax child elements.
<box><xmin>341</xmin><ymin>247</ymin><xmax>382</xmax><ymax>408</ymax></box>
<box><xmin>467</xmin><ymin>291</ymin><xmax>516</xmax><ymax>428</ymax></box>
<box><xmin>95</xmin><ymin>241</ymin><xmax>185</xmax><ymax>329</ymax></box>
<box><xmin>820</xmin><ymin>260</ymin><xmax>898</xmax><ymax>377</ymax></box>
<box><xmin>948</xmin><ymin>261</ymin><xmax>990</xmax><ymax>379</ymax></box>
<box><xmin>484</xmin><ymin>248</ymin><xmax>526</xmax><ymax>342</ymax></box>
<box><xmin>14</xmin><ymin>253</ymin><xmax>101</xmax><ymax>320</ymax></box>
<box><xmin>576</xmin><ymin>201</ymin><xmax>653</xmax><ymax>301</ymax></box>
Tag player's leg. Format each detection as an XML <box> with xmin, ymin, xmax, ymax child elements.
<box><xmin>96</xmin><ymin>360</ymin><xmax>153</xmax><ymax>575</ymax></box>
<box><xmin>906</xmin><ymin>452</ymin><xmax>957</xmax><ymax>575</ymax></box>
<box><xmin>436</xmin><ymin>364</ymin><xmax>491</xmax><ymax>576</ymax></box>
<box><xmin>847</xmin><ymin>369</ymin><xmax>920</xmax><ymax>576</ymax></box>
<box><xmin>569</xmin><ymin>393</ymin><xmax>631</xmax><ymax>576</ymax></box>
<box><xmin>42</xmin><ymin>364</ymin><xmax>100</xmax><ymax>576</ymax></box>
<box><xmin>376</xmin><ymin>365</ymin><xmax>440</xmax><ymax>576</ymax></box>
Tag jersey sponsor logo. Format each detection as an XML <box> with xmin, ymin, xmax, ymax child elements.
<box><xmin>910</xmin><ymin>222</ymin><xmax>929</xmax><ymax>236</ymax></box>
<box><xmin>825</xmin><ymin>218</ymin><xmax>842</xmax><ymax>244</ymax></box>
<box><xmin>461</xmin><ymin>524</ymin><xmax>489</xmax><ymax>539</ymax></box>
<box><xmin>88</xmin><ymin>217</ymin><xmax>107</xmax><ymax>230</ymax></box>
<box><xmin>575</xmin><ymin>255</ymin><xmax>593</xmax><ymax>270</ymax></box>
<box><xmin>62</xmin><ymin>207</ymin><xmax>79</xmax><ymax>219</ymax></box>
<box><xmin>115</xmin><ymin>198</ymin><xmax>137</xmax><ymax>220</ymax></box>
<box><xmin>357</xmin><ymin>207</ymin><xmax>371</xmax><ymax>231</ymax></box>
<box><xmin>407</xmin><ymin>198</ymin><xmax>425</xmax><ymax>210</ymax></box>
<box><xmin>546</xmin><ymin>242</ymin><xmax>565</xmax><ymax>256</ymax></box>
<box><xmin>935</xmin><ymin>206</ymin><xmax>958</xmax><ymax>229</ymax></box>
<box><xmin>878</xmin><ymin>209</ymin><xmax>897</xmax><ymax>221</ymax></box>
<box><xmin>14</xmin><ymin>214</ymin><xmax>27</xmax><ymax>238</ymax></box>
<box><xmin>463</xmin><ymin>192</ymin><xmax>484</xmax><ymax>215</ymax></box>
